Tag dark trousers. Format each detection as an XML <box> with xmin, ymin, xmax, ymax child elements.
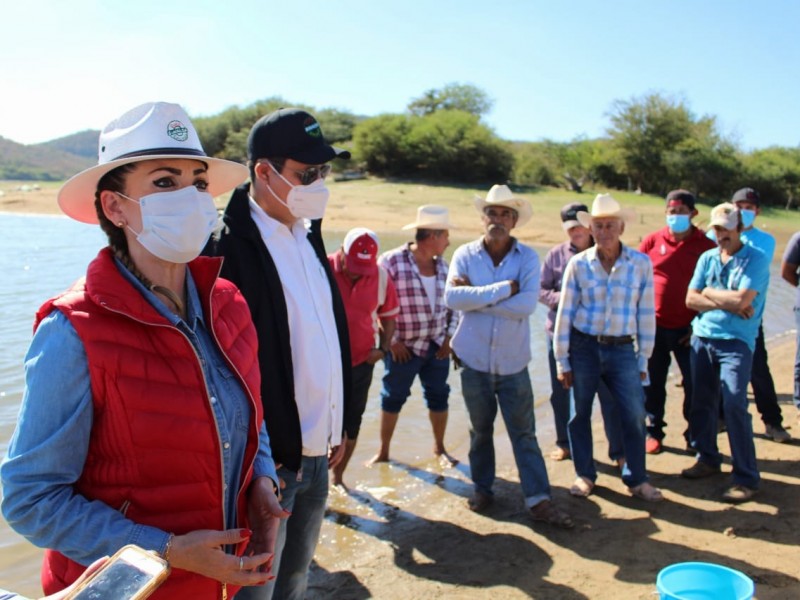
<box><xmin>644</xmin><ymin>325</ymin><xmax>692</xmax><ymax>443</ymax></box>
<box><xmin>750</xmin><ymin>324</ymin><xmax>783</xmax><ymax>427</ymax></box>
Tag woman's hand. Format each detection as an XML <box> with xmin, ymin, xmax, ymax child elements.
<box><xmin>244</xmin><ymin>477</ymin><xmax>291</xmax><ymax>576</ymax></box>
<box><xmin>169</xmin><ymin>529</ymin><xmax>275</xmax><ymax>586</ymax></box>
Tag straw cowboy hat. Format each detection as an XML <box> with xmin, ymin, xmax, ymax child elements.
<box><xmin>402</xmin><ymin>205</ymin><xmax>455</xmax><ymax>230</ymax></box>
<box><xmin>577</xmin><ymin>193</ymin><xmax>635</xmax><ymax>228</ymax></box>
<box><xmin>473</xmin><ymin>184</ymin><xmax>532</xmax><ymax>227</ymax></box>
<box><xmin>58</xmin><ymin>102</ymin><xmax>248</xmax><ymax>224</ymax></box>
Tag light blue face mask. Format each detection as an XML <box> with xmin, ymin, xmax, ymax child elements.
<box><xmin>740</xmin><ymin>208</ymin><xmax>756</xmax><ymax>228</ymax></box>
<box><xmin>666</xmin><ymin>214</ymin><xmax>691</xmax><ymax>234</ymax></box>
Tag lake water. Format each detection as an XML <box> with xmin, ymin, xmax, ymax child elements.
<box><xmin>0</xmin><ymin>213</ymin><xmax>795</xmax><ymax>595</ymax></box>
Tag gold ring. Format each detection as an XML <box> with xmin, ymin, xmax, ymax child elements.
<box><xmin>239</xmin><ymin>557</ymin><xmax>244</xmax><ymax>571</ymax></box>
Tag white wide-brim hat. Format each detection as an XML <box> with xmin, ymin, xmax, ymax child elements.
<box><xmin>58</xmin><ymin>102</ymin><xmax>249</xmax><ymax>224</ymax></box>
<box><xmin>576</xmin><ymin>193</ymin><xmax>635</xmax><ymax>228</ymax></box>
<box><xmin>402</xmin><ymin>205</ymin><xmax>455</xmax><ymax>230</ymax></box>
<box><xmin>473</xmin><ymin>184</ymin><xmax>532</xmax><ymax>227</ymax></box>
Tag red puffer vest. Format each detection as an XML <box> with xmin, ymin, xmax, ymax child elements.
<box><xmin>35</xmin><ymin>248</ymin><xmax>262</xmax><ymax>600</ymax></box>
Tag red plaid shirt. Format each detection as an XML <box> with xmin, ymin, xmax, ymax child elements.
<box><xmin>379</xmin><ymin>243</ymin><xmax>456</xmax><ymax>358</ymax></box>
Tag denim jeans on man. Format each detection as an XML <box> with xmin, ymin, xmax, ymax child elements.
<box><xmin>548</xmin><ymin>343</ymin><xmax>623</xmax><ymax>459</ymax></box>
<box><xmin>750</xmin><ymin>324</ymin><xmax>783</xmax><ymax>427</ymax></box>
<box><xmin>690</xmin><ymin>336</ymin><xmax>760</xmax><ymax>489</ymax></box>
<box><xmin>236</xmin><ymin>456</ymin><xmax>329</xmax><ymax>600</ymax></box>
<box><xmin>461</xmin><ymin>366</ymin><xmax>550</xmax><ymax>507</ymax></box>
<box><xmin>645</xmin><ymin>325</ymin><xmax>693</xmax><ymax>443</ymax></box>
<box><xmin>567</xmin><ymin>330</ymin><xmax>649</xmax><ymax>488</ymax></box>
<box><xmin>381</xmin><ymin>343</ymin><xmax>450</xmax><ymax>413</ymax></box>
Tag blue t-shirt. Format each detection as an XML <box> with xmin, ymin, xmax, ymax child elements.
<box><xmin>689</xmin><ymin>244</ymin><xmax>770</xmax><ymax>350</ymax></box>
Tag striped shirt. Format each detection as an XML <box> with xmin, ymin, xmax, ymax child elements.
<box><xmin>379</xmin><ymin>243</ymin><xmax>456</xmax><ymax>357</ymax></box>
<box><xmin>553</xmin><ymin>244</ymin><xmax>656</xmax><ymax>374</ymax></box>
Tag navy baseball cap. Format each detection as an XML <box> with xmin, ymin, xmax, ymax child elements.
<box><xmin>247</xmin><ymin>108</ymin><xmax>351</xmax><ymax>164</ymax></box>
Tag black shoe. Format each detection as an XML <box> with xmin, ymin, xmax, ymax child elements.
<box><xmin>681</xmin><ymin>461</ymin><xmax>721</xmax><ymax>479</ymax></box>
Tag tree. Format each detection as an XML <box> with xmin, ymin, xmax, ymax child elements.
<box><xmin>407</xmin><ymin>83</ymin><xmax>493</xmax><ymax>117</ymax></box>
<box><xmin>607</xmin><ymin>93</ymin><xmax>697</xmax><ymax>194</ymax></box>
<box><xmin>742</xmin><ymin>147</ymin><xmax>800</xmax><ymax>208</ymax></box>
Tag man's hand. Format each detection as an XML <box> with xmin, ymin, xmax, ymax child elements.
<box><xmin>557</xmin><ymin>371</ymin><xmax>573</xmax><ymax>390</ymax></box>
<box><xmin>734</xmin><ymin>305</ymin><xmax>755</xmax><ymax>319</ymax></box>
<box><xmin>328</xmin><ymin>432</ymin><xmax>348</xmax><ymax>469</ymax></box>
<box><xmin>678</xmin><ymin>328</ymin><xmax>692</xmax><ymax>346</ymax></box>
<box><xmin>451</xmin><ymin>275</ymin><xmax>471</xmax><ymax>287</ymax></box>
<box><xmin>508</xmin><ymin>280</ymin><xmax>520</xmax><ymax>295</ymax></box>
<box><xmin>436</xmin><ymin>336</ymin><xmax>451</xmax><ymax>359</ymax></box>
<box><xmin>391</xmin><ymin>341</ymin><xmax>412</xmax><ymax>363</ymax></box>
<box><xmin>365</xmin><ymin>348</ymin><xmax>385</xmax><ymax>365</ymax></box>
<box><xmin>244</xmin><ymin>477</ymin><xmax>290</xmax><ymax>576</ymax></box>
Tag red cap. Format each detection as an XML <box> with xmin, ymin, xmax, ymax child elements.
<box><xmin>343</xmin><ymin>228</ymin><xmax>379</xmax><ymax>276</ymax></box>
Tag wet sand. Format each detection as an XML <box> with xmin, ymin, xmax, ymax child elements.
<box><xmin>310</xmin><ymin>339</ymin><xmax>799</xmax><ymax>599</ymax></box>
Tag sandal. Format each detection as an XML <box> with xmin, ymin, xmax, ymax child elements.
<box><xmin>467</xmin><ymin>491</ymin><xmax>493</xmax><ymax>512</ymax></box>
<box><xmin>629</xmin><ymin>482</ymin><xmax>663</xmax><ymax>502</ymax></box>
<box><xmin>549</xmin><ymin>446</ymin><xmax>571</xmax><ymax>461</ymax></box>
<box><xmin>530</xmin><ymin>500</ymin><xmax>574</xmax><ymax>529</ymax></box>
<box><xmin>569</xmin><ymin>476</ymin><xmax>594</xmax><ymax>498</ymax></box>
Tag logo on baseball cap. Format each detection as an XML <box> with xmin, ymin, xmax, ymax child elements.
<box><xmin>342</xmin><ymin>227</ymin><xmax>379</xmax><ymax>276</ymax></box>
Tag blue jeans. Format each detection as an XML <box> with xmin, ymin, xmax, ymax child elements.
<box><xmin>750</xmin><ymin>324</ymin><xmax>782</xmax><ymax>427</ymax></box>
<box><xmin>235</xmin><ymin>456</ymin><xmax>329</xmax><ymax>600</ymax></box>
<box><xmin>461</xmin><ymin>366</ymin><xmax>550</xmax><ymax>507</ymax></box>
<box><xmin>567</xmin><ymin>330</ymin><xmax>649</xmax><ymax>488</ymax></box>
<box><xmin>548</xmin><ymin>343</ymin><xmax>623</xmax><ymax>459</ymax></box>
<box><xmin>381</xmin><ymin>343</ymin><xmax>450</xmax><ymax>413</ymax></box>
<box><xmin>644</xmin><ymin>325</ymin><xmax>693</xmax><ymax>442</ymax></box>
<box><xmin>690</xmin><ymin>336</ymin><xmax>760</xmax><ymax>489</ymax></box>
<box><xmin>795</xmin><ymin>309</ymin><xmax>800</xmax><ymax>409</ymax></box>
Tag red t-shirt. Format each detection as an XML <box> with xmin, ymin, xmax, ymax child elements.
<box><xmin>639</xmin><ymin>226</ymin><xmax>717</xmax><ymax>329</ymax></box>
<box><xmin>328</xmin><ymin>251</ymin><xmax>400</xmax><ymax>365</ymax></box>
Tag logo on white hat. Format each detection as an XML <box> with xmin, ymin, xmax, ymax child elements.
<box><xmin>167</xmin><ymin>120</ymin><xmax>189</xmax><ymax>142</ymax></box>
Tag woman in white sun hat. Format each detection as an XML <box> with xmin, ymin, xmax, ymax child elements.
<box><xmin>1</xmin><ymin>102</ymin><xmax>286</xmax><ymax>599</ymax></box>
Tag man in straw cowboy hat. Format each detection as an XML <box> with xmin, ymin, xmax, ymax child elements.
<box><xmin>554</xmin><ymin>193</ymin><xmax>663</xmax><ymax>502</ymax></box>
<box><xmin>682</xmin><ymin>203</ymin><xmax>769</xmax><ymax>503</ymax></box>
<box><xmin>367</xmin><ymin>205</ymin><xmax>459</xmax><ymax>467</ymax></box>
<box><xmin>445</xmin><ymin>185</ymin><xmax>573</xmax><ymax>527</ymax></box>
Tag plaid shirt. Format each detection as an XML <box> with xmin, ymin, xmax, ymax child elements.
<box><xmin>379</xmin><ymin>243</ymin><xmax>456</xmax><ymax>357</ymax></box>
<box><xmin>553</xmin><ymin>244</ymin><xmax>656</xmax><ymax>374</ymax></box>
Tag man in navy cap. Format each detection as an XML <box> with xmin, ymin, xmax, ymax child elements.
<box><xmin>206</xmin><ymin>108</ymin><xmax>353</xmax><ymax>599</ymax></box>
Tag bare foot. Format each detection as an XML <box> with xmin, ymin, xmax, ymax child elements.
<box><xmin>366</xmin><ymin>453</ymin><xmax>389</xmax><ymax>466</ymax></box>
<box><xmin>331</xmin><ymin>479</ymin><xmax>349</xmax><ymax>494</ymax></box>
<box><xmin>436</xmin><ymin>450</ymin><xmax>459</xmax><ymax>468</ymax></box>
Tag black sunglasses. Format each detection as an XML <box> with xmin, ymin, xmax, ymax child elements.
<box><xmin>283</xmin><ymin>163</ymin><xmax>332</xmax><ymax>186</ymax></box>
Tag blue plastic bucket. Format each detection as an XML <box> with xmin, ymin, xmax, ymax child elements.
<box><xmin>656</xmin><ymin>562</ymin><xmax>754</xmax><ymax>600</ymax></box>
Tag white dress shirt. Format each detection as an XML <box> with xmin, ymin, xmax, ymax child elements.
<box><xmin>249</xmin><ymin>198</ymin><xmax>343</xmax><ymax>455</ymax></box>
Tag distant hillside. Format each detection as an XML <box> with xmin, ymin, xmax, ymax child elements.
<box><xmin>39</xmin><ymin>130</ymin><xmax>99</xmax><ymax>159</ymax></box>
<box><xmin>0</xmin><ymin>133</ymin><xmax>96</xmax><ymax>181</ymax></box>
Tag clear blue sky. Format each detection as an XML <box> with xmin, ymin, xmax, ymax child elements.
<box><xmin>3</xmin><ymin>0</ymin><xmax>799</xmax><ymax>150</ymax></box>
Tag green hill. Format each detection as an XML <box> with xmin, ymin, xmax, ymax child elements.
<box><xmin>0</xmin><ymin>131</ymin><xmax>96</xmax><ymax>180</ymax></box>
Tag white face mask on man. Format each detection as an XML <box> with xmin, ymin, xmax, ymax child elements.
<box><xmin>118</xmin><ymin>186</ymin><xmax>219</xmax><ymax>263</ymax></box>
<box><xmin>263</xmin><ymin>161</ymin><xmax>330</xmax><ymax>220</ymax></box>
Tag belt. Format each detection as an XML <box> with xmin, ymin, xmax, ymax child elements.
<box><xmin>573</xmin><ymin>328</ymin><xmax>634</xmax><ymax>346</ymax></box>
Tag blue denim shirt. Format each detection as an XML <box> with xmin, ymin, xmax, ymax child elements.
<box><xmin>1</xmin><ymin>260</ymin><xmax>277</xmax><ymax>565</ymax></box>
<box><xmin>445</xmin><ymin>238</ymin><xmax>540</xmax><ymax>375</ymax></box>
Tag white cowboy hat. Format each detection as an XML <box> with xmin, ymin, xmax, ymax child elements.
<box><xmin>577</xmin><ymin>193</ymin><xmax>635</xmax><ymax>228</ymax></box>
<box><xmin>58</xmin><ymin>102</ymin><xmax>248</xmax><ymax>224</ymax></box>
<box><xmin>473</xmin><ymin>184</ymin><xmax>532</xmax><ymax>227</ymax></box>
<box><xmin>401</xmin><ymin>205</ymin><xmax>455</xmax><ymax>230</ymax></box>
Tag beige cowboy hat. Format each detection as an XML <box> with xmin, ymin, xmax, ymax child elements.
<box><xmin>473</xmin><ymin>184</ymin><xmax>532</xmax><ymax>227</ymax></box>
<box><xmin>58</xmin><ymin>102</ymin><xmax>248</xmax><ymax>224</ymax></box>
<box><xmin>402</xmin><ymin>205</ymin><xmax>455</xmax><ymax>230</ymax></box>
<box><xmin>577</xmin><ymin>193</ymin><xmax>635</xmax><ymax>228</ymax></box>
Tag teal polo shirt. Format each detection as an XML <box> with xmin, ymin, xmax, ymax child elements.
<box><xmin>689</xmin><ymin>243</ymin><xmax>770</xmax><ymax>351</ymax></box>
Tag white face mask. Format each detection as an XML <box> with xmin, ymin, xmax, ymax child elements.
<box><xmin>119</xmin><ymin>186</ymin><xmax>219</xmax><ymax>263</ymax></box>
<box><xmin>264</xmin><ymin>162</ymin><xmax>330</xmax><ymax>220</ymax></box>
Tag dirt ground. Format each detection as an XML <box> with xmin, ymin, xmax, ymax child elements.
<box><xmin>308</xmin><ymin>340</ymin><xmax>800</xmax><ymax>599</ymax></box>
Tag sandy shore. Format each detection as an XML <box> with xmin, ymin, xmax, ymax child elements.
<box><xmin>3</xmin><ymin>185</ymin><xmax>799</xmax><ymax>598</ymax></box>
<box><xmin>311</xmin><ymin>339</ymin><xmax>799</xmax><ymax>599</ymax></box>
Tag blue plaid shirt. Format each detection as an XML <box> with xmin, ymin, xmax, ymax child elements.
<box><xmin>553</xmin><ymin>244</ymin><xmax>656</xmax><ymax>374</ymax></box>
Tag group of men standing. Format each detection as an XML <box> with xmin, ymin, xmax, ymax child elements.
<box><xmin>202</xmin><ymin>103</ymin><xmax>790</xmax><ymax>597</ymax></box>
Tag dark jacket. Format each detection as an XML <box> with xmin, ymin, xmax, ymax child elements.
<box><xmin>205</xmin><ymin>183</ymin><xmax>352</xmax><ymax>472</ymax></box>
